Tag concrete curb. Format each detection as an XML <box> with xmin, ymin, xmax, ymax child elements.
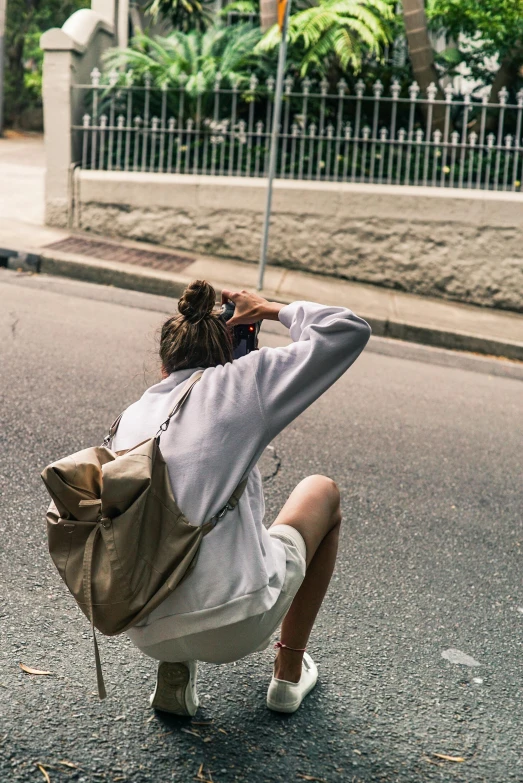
<box><xmin>40</xmin><ymin>252</ymin><xmax>189</xmax><ymax>300</ymax></box>
<box><xmin>367</xmin><ymin>318</ymin><xmax>523</xmax><ymax>363</ymax></box>
<box><xmin>39</xmin><ymin>251</ymin><xmax>523</xmax><ymax>362</ymax></box>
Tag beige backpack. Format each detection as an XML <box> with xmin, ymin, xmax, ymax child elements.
<box><xmin>41</xmin><ymin>373</ymin><xmax>246</xmax><ymax>699</ymax></box>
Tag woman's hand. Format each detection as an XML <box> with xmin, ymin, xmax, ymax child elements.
<box><xmin>221</xmin><ymin>289</ymin><xmax>284</xmax><ymax>326</ymax></box>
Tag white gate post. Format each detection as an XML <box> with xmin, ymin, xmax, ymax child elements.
<box><xmin>40</xmin><ymin>10</ymin><xmax>114</xmax><ymax>227</ymax></box>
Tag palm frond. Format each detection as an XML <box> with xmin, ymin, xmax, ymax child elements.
<box><xmin>332</xmin><ymin>27</ymin><xmax>361</xmax><ymax>70</ymax></box>
<box><xmin>103</xmin><ymin>22</ymin><xmax>266</xmax><ymax>100</ymax></box>
<box><xmin>259</xmin><ymin>0</ymin><xmax>394</xmax><ymax>75</ymax></box>
<box><xmin>255</xmin><ymin>24</ymin><xmax>282</xmax><ymax>52</ymax></box>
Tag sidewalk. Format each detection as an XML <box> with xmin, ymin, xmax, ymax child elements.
<box><xmin>1</xmin><ymin>225</ymin><xmax>520</xmax><ymax>361</ymax></box>
<box><xmin>1</xmin><ymin>134</ymin><xmax>522</xmax><ymax>361</ymax></box>
<box><xmin>0</xmin><ymin>131</ymin><xmax>45</xmax><ymax>226</ymax></box>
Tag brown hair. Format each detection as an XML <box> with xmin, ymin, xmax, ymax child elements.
<box><xmin>160</xmin><ymin>280</ymin><xmax>233</xmax><ymax>373</ymax></box>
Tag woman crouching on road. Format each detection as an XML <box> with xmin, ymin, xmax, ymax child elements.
<box><xmin>112</xmin><ymin>280</ymin><xmax>371</xmax><ymax>715</ymax></box>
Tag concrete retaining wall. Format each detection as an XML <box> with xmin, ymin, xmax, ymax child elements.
<box><xmin>76</xmin><ymin>172</ymin><xmax>523</xmax><ymax>312</ymax></box>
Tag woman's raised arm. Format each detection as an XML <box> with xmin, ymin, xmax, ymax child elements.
<box><xmin>250</xmin><ymin>300</ymin><xmax>371</xmax><ymax>441</ymax></box>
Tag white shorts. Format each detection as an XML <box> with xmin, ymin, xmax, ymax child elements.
<box><xmin>139</xmin><ymin>525</ymin><xmax>307</xmax><ymax>664</ymax></box>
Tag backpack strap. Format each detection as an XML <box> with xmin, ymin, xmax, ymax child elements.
<box><xmin>82</xmin><ymin>507</ymin><xmax>108</xmax><ymax>699</ymax></box>
<box><xmin>102</xmin><ymin>371</ymin><xmax>204</xmax><ymax>448</ymax></box>
<box><xmin>224</xmin><ymin>478</ymin><xmax>248</xmax><ymax>513</ymax></box>
<box><xmin>201</xmin><ymin>476</ymin><xmax>249</xmax><ymax>536</ymax></box>
<box><xmin>155</xmin><ymin>371</ymin><xmax>204</xmax><ymax>440</ymax></box>
<box><xmin>103</xmin><ymin>413</ymin><xmax>123</xmax><ymax>447</ymax></box>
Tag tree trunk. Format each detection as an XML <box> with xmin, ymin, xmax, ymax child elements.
<box><xmin>484</xmin><ymin>48</ymin><xmax>522</xmax><ymax>130</ymax></box>
<box><xmin>260</xmin><ymin>0</ymin><xmax>277</xmax><ymax>31</ymax></box>
<box><xmin>0</xmin><ymin>0</ymin><xmax>5</xmax><ymax>134</ymax></box>
<box><xmin>6</xmin><ymin>36</ymin><xmax>25</xmax><ymax>124</ymax></box>
<box><xmin>401</xmin><ymin>0</ymin><xmax>446</xmax><ymax>132</ymax></box>
<box><xmin>488</xmin><ymin>52</ymin><xmax>521</xmax><ymax>105</ymax></box>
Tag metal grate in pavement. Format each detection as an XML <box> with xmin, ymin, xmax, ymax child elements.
<box><xmin>44</xmin><ymin>237</ymin><xmax>194</xmax><ymax>272</ymax></box>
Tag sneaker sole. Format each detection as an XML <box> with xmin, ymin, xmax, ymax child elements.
<box><xmin>149</xmin><ymin>662</ymin><xmax>198</xmax><ymax>716</ymax></box>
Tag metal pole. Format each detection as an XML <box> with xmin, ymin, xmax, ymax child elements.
<box><xmin>257</xmin><ymin>0</ymin><xmax>292</xmax><ymax>291</ymax></box>
<box><xmin>0</xmin><ymin>0</ymin><xmax>6</xmax><ymax>137</ymax></box>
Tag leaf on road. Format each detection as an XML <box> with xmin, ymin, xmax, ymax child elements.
<box><xmin>297</xmin><ymin>775</ymin><xmax>328</xmax><ymax>782</ymax></box>
<box><xmin>181</xmin><ymin>728</ymin><xmax>200</xmax><ymax>737</ymax></box>
<box><xmin>194</xmin><ymin>764</ymin><xmax>214</xmax><ymax>783</ymax></box>
<box><xmin>423</xmin><ymin>756</ymin><xmax>443</xmax><ymax>766</ymax></box>
<box><xmin>36</xmin><ymin>764</ymin><xmax>51</xmax><ymax>783</ymax></box>
<box><xmin>58</xmin><ymin>760</ymin><xmax>80</xmax><ymax>769</ymax></box>
<box><xmin>432</xmin><ymin>753</ymin><xmax>465</xmax><ymax>763</ymax></box>
<box><xmin>20</xmin><ymin>663</ymin><xmax>52</xmax><ymax>676</ymax></box>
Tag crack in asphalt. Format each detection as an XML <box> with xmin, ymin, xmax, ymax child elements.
<box><xmin>261</xmin><ymin>445</ymin><xmax>281</xmax><ymax>482</ymax></box>
<box><xmin>9</xmin><ymin>311</ymin><xmax>19</xmax><ymax>338</ymax></box>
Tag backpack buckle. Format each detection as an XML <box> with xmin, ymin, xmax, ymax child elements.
<box><xmin>155</xmin><ymin>420</ymin><xmax>170</xmax><ymax>439</ymax></box>
<box><xmin>216</xmin><ymin>502</ymin><xmax>232</xmax><ymax>520</ymax></box>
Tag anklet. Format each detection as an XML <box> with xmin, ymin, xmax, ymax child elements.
<box><xmin>274</xmin><ymin>641</ymin><xmax>306</xmax><ymax>652</ymax></box>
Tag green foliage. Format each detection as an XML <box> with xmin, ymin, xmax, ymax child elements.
<box><xmin>428</xmin><ymin>0</ymin><xmax>523</xmax><ymax>87</ymax></box>
<box><xmin>4</xmin><ymin>0</ymin><xmax>89</xmax><ymax>127</ymax></box>
<box><xmin>104</xmin><ymin>24</ymin><xmax>268</xmax><ymax>94</ymax></box>
<box><xmin>144</xmin><ymin>0</ymin><xmax>214</xmax><ymax>33</ymax></box>
<box><xmin>100</xmin><ymin>24</ymin><xmax>274</xmax><ymax>122</ymax></box>
<box><xmin>428</xmin><ymin>0</ymin><xmax>523</xmax><ymax>53</ymax></box>
<box><xmin>256</xmin><ymin>0</ymin><xmax>394</xmax><ymax>78</ymax></box>
<box><xmin>220</xmin><ymin>0</ymin><xmax>258</xmax><ymax>15</ymax></box>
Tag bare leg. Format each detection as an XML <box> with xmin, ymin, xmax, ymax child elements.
<box><xmin>269</xmin><ymin>475</ymin><xmax>342</xmax><ymax>683</ymax></box>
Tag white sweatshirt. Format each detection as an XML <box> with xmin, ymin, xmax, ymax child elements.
<box><xmin>112</xmin><ymin>301</ymin><xmax>371</xmax><ymax>648</ymax></box>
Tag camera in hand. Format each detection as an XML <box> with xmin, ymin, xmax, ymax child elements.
<box><xmin>220</xmin><ymin>301</ymin><xmax>261</xmax><ymax>358</ymax></box>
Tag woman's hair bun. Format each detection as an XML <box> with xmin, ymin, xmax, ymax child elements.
<box><xmin>178</xmin><ymin>280</ymin><xmax>216</xmax><ymax>324</ymax></box>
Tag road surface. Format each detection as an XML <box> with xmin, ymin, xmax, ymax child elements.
<box><xmin>1</xmin><ymin>271</ymin><xmax>522</xmax><ymax>783</ymax></box>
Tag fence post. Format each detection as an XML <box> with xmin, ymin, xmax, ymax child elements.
<box><xmin>40</xmin><ymin>9</ymin><xmax>114</xmax><ymax>227</ymax></box>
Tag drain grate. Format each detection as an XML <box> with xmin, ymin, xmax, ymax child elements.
<box><xmin>44</xmin><ymin>237</ymin><xmax>194</xmax><ymax>273</ymax></box>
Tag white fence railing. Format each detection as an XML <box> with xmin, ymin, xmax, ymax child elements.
<box><xmin>73</xmin><ymin>69</ymin><xmax>523</xmax><ymax>192</ymax></box>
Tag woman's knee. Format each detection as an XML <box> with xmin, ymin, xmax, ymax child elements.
<box><xmin>304</xmin><ymin>474</ymin><xmax>341</xmax><ymax>522</ymax></box>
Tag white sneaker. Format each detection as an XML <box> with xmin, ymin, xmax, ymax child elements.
<box><xmin>266</xmin><ymin>652</ymin><xmax>318</xmax><ymax>713</ymax></box>
<box><xmin>149</xmin><ymin>661</ymin><xmax>199</xmax><ymax>716</ymax></box>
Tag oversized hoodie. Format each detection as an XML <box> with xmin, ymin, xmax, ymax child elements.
<box><xmin>111</xmin><ymin>300</ymin><xmax>371</xmax><ymax>649</ymax></box>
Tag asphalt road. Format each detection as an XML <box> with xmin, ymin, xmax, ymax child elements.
<box><xmin>1</xmin><ymin>270</ymin><xmax>522</xmax><ymax>783</ymax></box>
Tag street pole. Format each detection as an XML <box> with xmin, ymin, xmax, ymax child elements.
<box><xmin>0</xmin><ymin>0</ymin><xmax>6</xmax><ymax>137</ymax></box>
<box><xmin>257</xmin><ymin>0</ymin><xmax>292</xmax><ymax>291</ymax></box>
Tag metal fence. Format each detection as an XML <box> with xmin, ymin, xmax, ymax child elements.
<box><xmin>73</xmin><ymin>69</ymin><xmax>523</xmax><ymax>192</ymax></box>
<box><xmin>224</xmin><ymin>10</ymin><xmax>259</xmax><ymax>24</ymax></box>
